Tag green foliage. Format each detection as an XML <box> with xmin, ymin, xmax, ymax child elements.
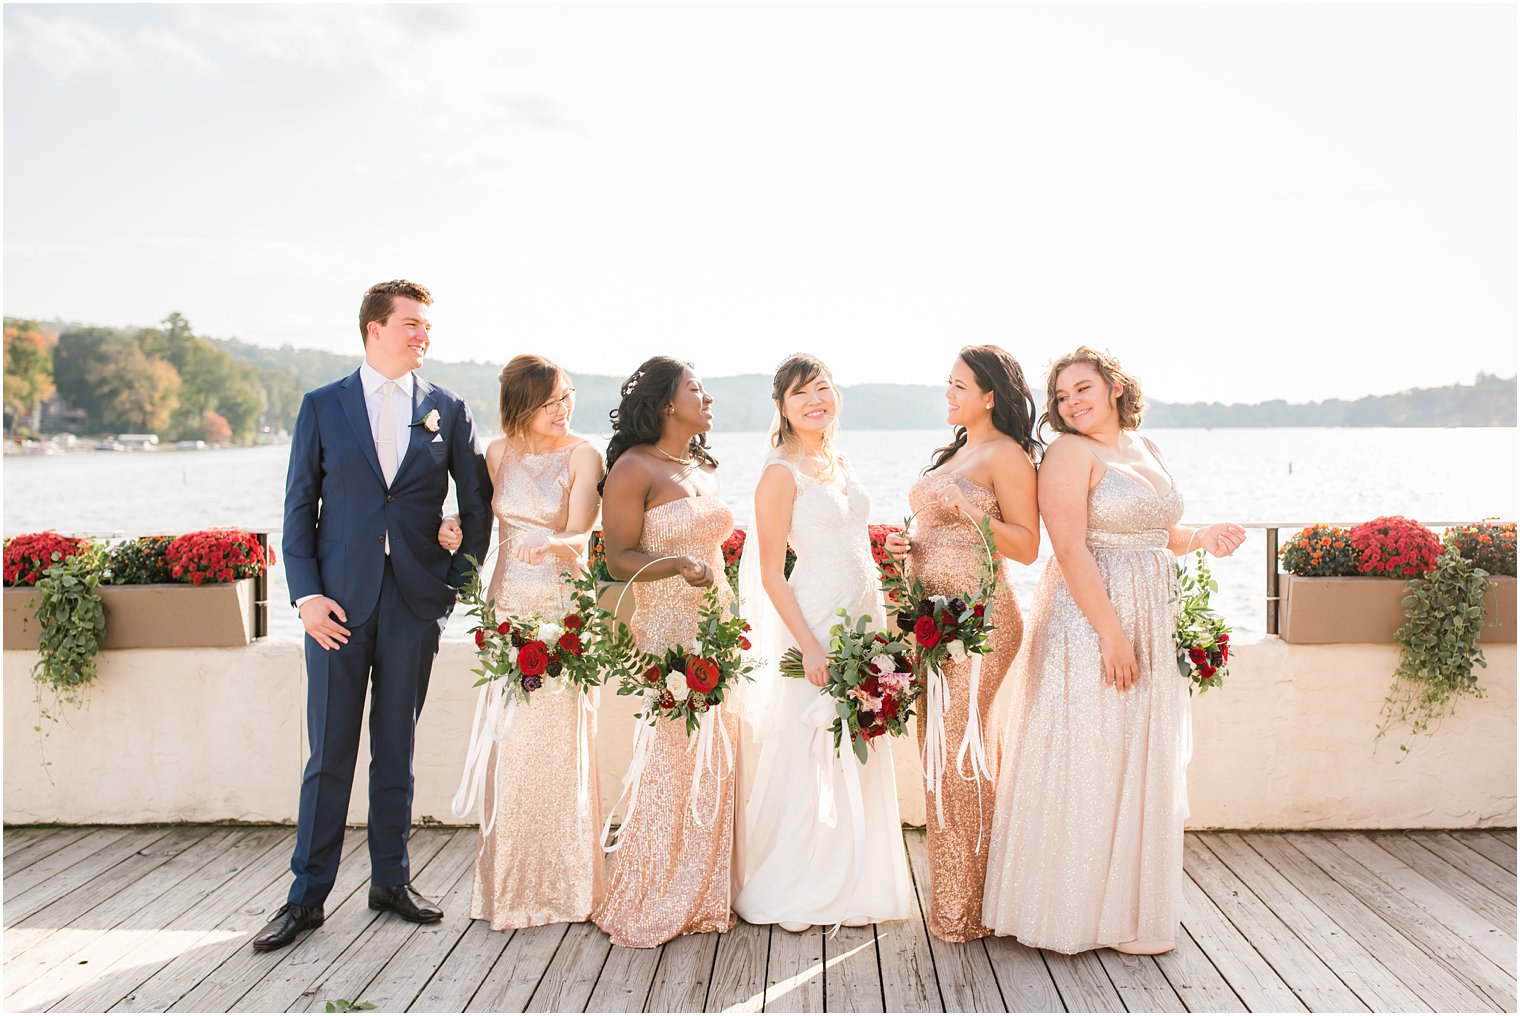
<box><xmin>1379</xmin><ymin>548</ymin><xmax>1489</xmax><ymax>758</ymax></box>
<box><xmin>1173</xmin><ymin>551</ymin><xmax>1232</xmax><ymax>693</ymax></box>
<box><xmin>323</xmin><ymin>1001</ymin><xmax>376</xmax><ymax>1013</ymax></box>
<box><xmin>4</xmin><ymin>322</ymin><xmax>55</xmax><ymax>433</ymax></box>
<box><xmin>105</xmin><ymin>536</ymin><xmax>176</xmax><ymax>585</ymax></box>
<box><xmin>30</xmin><ymin>543</ymin><xmax>107</xmax><ymax>705</ymax></box>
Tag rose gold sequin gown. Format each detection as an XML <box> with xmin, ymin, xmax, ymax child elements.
<box><xmin>469</xmin><ymin>441</ymin><xmax>604</xmax><ymax>929</ymax></box>
<box><xmin>907</xmin><ymin>473</ymin><xmax>1024</xmax><ymax>942</ymax></box>
<box><xmin>982</xmin><ymin>456</ymin><xmax>1187</xmax><ymax>954</ymax></box>
<box><xmin>592</xmin><ymin>496</ymin><xmax>740</xmax><ymax>948</ymax></box>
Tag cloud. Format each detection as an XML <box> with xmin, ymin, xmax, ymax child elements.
<box><xmin>3</xmin><ymin>9</ymin><xmax>208</xmax><ymax>77</ymax></box>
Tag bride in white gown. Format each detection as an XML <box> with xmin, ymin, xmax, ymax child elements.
<box><xmin>734</xmin><ymin>354</ymin><xmax>913</xmax><ymax>931</ymax></box>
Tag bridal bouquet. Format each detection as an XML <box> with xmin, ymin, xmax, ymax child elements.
<box><xmin>1174</xmin><ymin>550</ymin><xmax>1231</xmax><ymax>694</ymax></box>
<box><xmin>616</xmin><ymin>585</ymin><xmax>757</xmax><ymax>735</ymax></box>
<box><xmin>779</xmin><ymin>610</ymin><xmax>920</xmax><ymax>763</ymax></box>
<box><xmin>880</xmin><ymin>513</ymin><xmax>1001</xmax><ymax>678</ymax></box>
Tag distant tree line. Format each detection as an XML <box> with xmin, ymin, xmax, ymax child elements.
<box><xmin>4</xmin><ymin>317</ymin><xmax>1515</xmax><ymax>440</ymax></box>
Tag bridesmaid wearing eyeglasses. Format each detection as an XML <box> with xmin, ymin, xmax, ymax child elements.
<box><xmin>437</xmin><ymin>354</ymin><xmax>605</xmax><ymax>930</ymax></box>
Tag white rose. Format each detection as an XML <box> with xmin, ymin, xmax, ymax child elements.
<box><xmin>505</xmin><ymin>645</ymin><xmax>519</xmax><ymax>665</ymax></box>
<box><xmin>665</xmin><ymin>669</ymin><xmax>688</xmax><ymax>699</ymax></box>
<box><xmin>871</xmin><ymin>654</ymin><xmax>897</xmax><ymax>675</ymax></box>
<box><xmin>946</xmin><ymin>639</ymin><xmax>968</xmax><ymax>663</ymax></box>
<box><xmin>539</xmin><ymin>620</ymin><xmax>564</xmax><ymax>644</ymax></box>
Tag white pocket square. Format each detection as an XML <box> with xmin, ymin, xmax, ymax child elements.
<box><xmin>431</xmin><ymin>434</ymin><xmax>444</xmax><ymax>443</ymax></box>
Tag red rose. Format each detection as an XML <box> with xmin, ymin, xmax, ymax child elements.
<box><xmin>1188</xmin><ymin>647</ymin><xmax>1207</xmax><ymax>665</ymax></box>
<box><xmin>914</xmin><ymin>616</ymin><xmax>942</xmax><ymax>649</ymax></box>
<box><xmin>742</xmin><ymin>621</ymin><xmax>752</xmax><ymax>633</ymax></box>
<box><xmin>564</xmin><ymin>614</ymin><xmax>582</xmax><ymax>631</ymax></box>
<box><xmin>497</xmin><ymin>621</ymin><xmax>512</xmax><ymax>636</ymax></box>
<box><xmin>739</xmin><ymin>636</ymin><xmax>752</xmax><ymax>651</ymax></box>
<box><xmin>862</xmin><ymin>673</ymin><xmax>881</xmax><ymax>696</ymax></box>
<box><xmin>518</xmin><ymin>641</ymin><xmax>549</xmax><ymax>676</ymax></box>
<box><xmin>558</xmin><ymin>632</ymin><xmax>583</xmax><ymax>657</ymax></box>
<box><xmin>686</xmin><ymin>656</ymin><xmax>720</xmax><ymax>694</ymax></box>
<box><xmin>973</xmin><ymin>604</ymin><xmax>985</xmax><ymax>618</ymax></box>
<box><xmin>474</xmin><ymin>629</ymin><xmax>486</xmax><ymax>649</ymax></box>
<box><xmin>644</xmin><ymin>664</ymin><xmax>664</xmax><ymax>686</ymax></box>
<box><xmin>1220</xmin><ymin>644</ymin><xmax>1229</xmax><ymax>663</ymax></box>
<box><xmin>1200</xmin><ymin>664</ymin><xmax>1216</xmax><ymax>679</ymax></box>
<box><xmin>881</xmin><ymin>696</ymin><xmax>900</xmax><ymax>720</ymax></box>
<box><xmin>1218</xmin><ymin>633</ymin><xmax>1229</xmax><ymax>644</ymax></box>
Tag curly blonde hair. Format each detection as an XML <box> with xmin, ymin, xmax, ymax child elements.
<box><xmin>1038</xmin><ymin>346</ymin><xmax>1145</xmax><ymax>439</ymax></box>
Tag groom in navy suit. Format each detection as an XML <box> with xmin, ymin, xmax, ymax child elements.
<box><xmin>255</xmin><ymin>280</ymin><xmax>491</xmax><ymax>951</ymax></box>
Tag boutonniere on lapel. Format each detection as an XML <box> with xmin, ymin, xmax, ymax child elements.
<box><xmin>410</xmin><ymin>409</ymin><xmax>442</xmax><ymax>433</ymax></box>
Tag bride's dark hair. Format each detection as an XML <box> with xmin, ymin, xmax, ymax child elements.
<box><xmin>924</xmin><ymin>345</ymin><xmax>1042</xmax><ymax>475</ymax></box>
<box><xmin>599</xmin><ymin>356</ymin><xmax>719</xmax><ymax>495</ymax></box>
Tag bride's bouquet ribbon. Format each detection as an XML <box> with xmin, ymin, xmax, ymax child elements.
<box><xmin>955</xmin><ymin>652</ymin><xmax>993</xmax><ymax>854</ymax></box>
<box><xmin>922</xmin><ymin>665</ymin><xmax>951</xmax><ymax>830</ymax></box>
<box><xmin>601</xmin><ymin>702</ymin><xmax>658</xmax><ymax>853</ymax></box>
<box><xmin>450</xmin><ymin>679</ymin><xmax>518</xmax><ymax>836</ymax></box>
<box><xmin>687</xmin><ymin>703</ymin><xmax>735</xmax><ymax>828</ymax></box>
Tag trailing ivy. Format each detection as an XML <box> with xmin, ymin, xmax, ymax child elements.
<box><xmin>30</xmin><ymin>543</ymin><xmax>106</xmax><ymax>707</ymax></box>
<box><xmin>1378</xmin><ymin>547</ymin><xmax>1489</xmax><ymax>758</ymax></box>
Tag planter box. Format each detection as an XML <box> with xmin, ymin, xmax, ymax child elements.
<box><xmin>1279</xmin><ymin>573</ymin><xmax>1516</xmax><ymax>645</ymax></box>
<box><xmin>4</xmin><ymin>578</ymin><xmax>257</xmax><ymax>650</ymax></box>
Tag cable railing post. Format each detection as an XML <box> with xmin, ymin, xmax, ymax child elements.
<box><xmin>1265</xmin><ymin>526</ymin><xmax>1281</xmax><ymax>636</ymax></box>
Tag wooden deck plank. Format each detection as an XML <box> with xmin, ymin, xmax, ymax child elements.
<box><xmin>983</xmin><ymin>937</ymin><xmax>1059</xmax><ymax>1013</ymax></box>
<box><xmin>1491</xmin><ymin>831</ymin><xmax>1517</xmax><ymax>850</ymax></box>
<box><xmin>165</xmin><ymin>829</ymin><xmax>447</xmax><ymax>1013</ymax></box>
<box><xmin>1327</xmin><ymin>833</ymin><xmax>1516</xmax><ymax>974</ymax></box>
<box><xmin>763</xmin><ymin>924</ymin><xmax>823</xmax><ymax>1012</ymax></box>
<box><xmin>2</xmin><ymin>825</ymin><xmax>50</xmax><ymax>857</ymax></box>
<box><xmin>462</xmin><ymin>921</ymin><xmax>568</xmax><ymax>1012</ymax></box>
<box><xmin>353</xmin><ymin>840</ymin><xmax>496</xmax><ymax>1013</ymax></box>
<box><xmin>1179</xmin><ymin>870</ymin><xmax>1307</xmax><ymax>1012</ymax></box>
<box><xmin>223</xmin><ymin>830</ymin><xmax>456</xmax><ymax>1013</ymax></box>
<box><xmin>1042</xmin><ymin>950</ymin><xmax>1120</xmax><ymax>1012</ymax></box>
<box><xmin>3</xmin><ymin>828</ymin><xmax>157</xmax><ymax>917</ymax></box>
<box><xmin>106</xmin><ymin>828</ymin><xmax>362</xmax><ymax>1013</ymax></box>
<box><xmin>902</xmin><ymin>833</ymin><xmax>1001</xmax><ymax>1014</ymax></box>
<box><xmin>46</xmin><ymin>827</ymin><xmax>297</xmax><ymax>1015</ymax></box>
<box><xmin>1244</xmin><ymin>833</ymin><xmax>1497</xmax><ymax>1014</ymax></box>
<box><xmin>1409</xmin><ymin>833</ymin><xmax>1518</xmax><ymax>905</ymax></box>
<box><xmin>522</xmin><ymin>920</ymin><xmax>611</xmax><ymax>1013</ymax></box>
<box><xmin>877</xmin><ymin>830</ymin><xmax>941</xmax><ymax>1014</ymax></box>
<box><xmin>1282</xmin><ymin>833</ymin><xmax>1515</xmax><ymax>1011</ymax></box>
<box><xmin>5</xmin><ymin>828</ymin><xmax>278</xmax><ymax>1010</ymax></box>
<box><xmin>5</xmin><ymin>828</ymin><xmax>90</xmax><ymax>876</ymax></box>
<box><xmin>705</xmin><ymin>919</ymin><xmax>768</xmax><ymax>1013</ymax></box>
<box><xmin>646</xmin><ymin>931</ymin><xmax>719</xmax><ymax>1012</ymax></box>
<box><xmin>1200</xmin><ymin>832</ymin><xmax>1432</xmax><ymax>1012</ymax></box>
<box><xmin>1185</xmin><ymin>837</ymin><xmax>1369</xmax><ymax>1012</ymax></box>
<box><xmin>1450</xmin><ymin>832</ymin><xmax>1518</xmax><ymax>875</ymax></box>
<box><xmin>288</xmin><ymin>830</ymin><xmax>479</xmax><ymax>1012</ymax></box>
<box><xmin>5</xmin><ymin>827</ymin><xmax>208</xmax><ymax>966</ymax></box>
<box><xmin>1152</xmin><ymin>925</ymin><xmax>1248</xmax><ymax>1013</ymax></box>
<box><xmin>582</xmin><ymin>942</ymin><xmax>660</xmax><ymax>1012</ymax></box>
<box><xmin>1372</xmin><ymin>834</ymin><xmax>1517</xmax><ymax>936</ymax></box>
<box><xmin>405</xmin><ymin>920</ymin><xmax>512</xmax><ymax>1013</ymax></box>
<box><xmin>823</xmin><ymin>924</ymin><xmax>883</xmax><ymax>1013</ymax></box>
<box><xmin>1096</xmin><ymin>949</ymin><xmax>1186</xmax><ymax>1013</ymax></box>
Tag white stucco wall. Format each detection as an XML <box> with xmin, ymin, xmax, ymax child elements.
<box><xmin>3</xmin><ymin>638</ymin><xmax>1514</xmax><ymax>828</ymax></box>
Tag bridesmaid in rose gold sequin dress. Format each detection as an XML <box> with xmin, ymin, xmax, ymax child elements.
<box><xmin>894</xmin><ymin>346</ymin><xmax>1042</xmax><ymax>944</ymax></box>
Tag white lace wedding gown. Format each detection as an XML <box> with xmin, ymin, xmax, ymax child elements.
<box><xmin>733</xmin><ymin>455</ymin><xmax>913</xmax><ymax>926</ymax></box>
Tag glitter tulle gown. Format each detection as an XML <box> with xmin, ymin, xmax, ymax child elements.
<box><xmin>733</xmin><ymin>456</ymin><xmax>913</xmax><ymax>927</ymax></box>
<box><xmin>592</xmin><ymin>495</ymin><xmax>740</xmax><ymax>948</ymax></box>
<box><xmin>982</xmin><ymin>446</ymin><xmax>1188</xmax><ymax>954</ymax></box>
<box><xmin>906</xmin><ymin>472</ymin><xmax>1024</xmax><ymax>943</ymax></box>
<box><xmin>470</xmin><ymin>440</ymin><xmax>604</xmax><ymax>929</ymax></box>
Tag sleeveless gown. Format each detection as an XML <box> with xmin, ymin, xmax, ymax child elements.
<box><xmin>734</xmin><ymin>457</ymin><xmax>913</xmax><ymax>926</ymax></box>
<box><xmin>470</xmin><ymin>440</ymin><xmax>604</xmax><ymax>929</ymax></box>
<box><xmin>906</xmin><ymin>472</ymin><xmax>1024</xmax><ymax>942</ymax></box>
<box><xmin>981</xmin><ymin>458</ymin><xmax>1187</xmax><ymax>953</ymax></box>
<box><xmin>593</xmin><ymin>495</ymin><xmax>741</xmax><ymax>948</ymax></box>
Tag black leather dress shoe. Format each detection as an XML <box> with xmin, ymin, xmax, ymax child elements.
<box><xmin>368</xmin><ymin>882</ymin><xmax>444</xmax><ymax>923</ymax></box>
<box><xmin>251</xmin><ymin>903</ymin><xmax>323</xmax><ymax>951</ymax></box>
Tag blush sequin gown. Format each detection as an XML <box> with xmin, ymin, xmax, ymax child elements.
<box><xmin>906</xmin><ymin>472</ymin><xmax>1024</xmax><ymax>943</ymax></box>
<box><xmin>592</xmin><ymin>495</ymin><xmax>740</xmax><ymax>948</ymax></box>
<box><xmin>470</xmin><ymin>440</ymin><xmax>604</xmax><ymax>929</ymax></box>
<box><xmin>982</xmin><ymin>452</ymin><xmax>1187</xmax><ymax>954</ymax></box>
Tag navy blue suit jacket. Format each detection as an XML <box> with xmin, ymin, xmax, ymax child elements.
<box><xmin>282</xmin><ymin>369</ymin><xmax>492</xmax><ymax>624</ymax></box>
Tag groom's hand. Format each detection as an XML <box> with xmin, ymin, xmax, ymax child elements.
<box><xmin>299</xmin><ymin>596</ymin><xmax>351</xmax><ymax>651</ymax></box>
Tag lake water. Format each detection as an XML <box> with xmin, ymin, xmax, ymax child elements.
<box><xmin>4</xmin><ymin>428</ymin><xmax>1515</xmax><ymax>642</ymax></box>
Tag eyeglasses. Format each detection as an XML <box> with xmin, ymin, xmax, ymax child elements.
<box><xmin>540</xmin><ymin>389</ymin><xmax>576</xmax><ymax>414</ymax></box>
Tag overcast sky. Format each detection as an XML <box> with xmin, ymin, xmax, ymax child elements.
<box><xmin>4</xmin><ymin>3</ymin><xmax>1515</xmax><ymax>403</ymax></box>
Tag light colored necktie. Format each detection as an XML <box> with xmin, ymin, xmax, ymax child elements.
<box><xmin>376</xmin><ymin>380</ymin><xmax>398</xmax><ymax>486</ymax></box>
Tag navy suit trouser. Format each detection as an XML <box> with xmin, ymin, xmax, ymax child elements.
<box><xmin>288</xmin><ymin>557</ymin><xmax>446</xmax><ymax>907</ymax></box>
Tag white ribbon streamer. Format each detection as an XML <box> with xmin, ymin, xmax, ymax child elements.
<box><xmin>687</xmin><ymin>703</ymin><xmax>735</xmax><ymax>827</ymax></box>
<box><xmin>450</xmin><ymin>681</ymin><xmax>518</xmax><ymax>836</ymax></box>
<box><xmin>601</xmin><ymin>697</ymin><xmax>659</xmax><ymax>852</ymax></box>
<box><xmin>954</xmin><ymin>652</ymin><xmax>993</xmax><ymax>854</ymax></box>
<box><xmin>921</xmin><ymin>664</ymin><xmax>951</xmax><ymax>829</ymax></box>
<box><xmin>576</xmin><ymin>687</ymin><xmax>599</xmax><ymax>823</ymax></box>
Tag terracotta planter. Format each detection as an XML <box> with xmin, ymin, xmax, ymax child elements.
<box><xmin>4</xmin><ymin>578</ymin><xmax>257</xmax><ymax>650</ymax></box>
<box><xmin>1279</xmin><ymin>573</ymin><xmax>1516</xmax><ymax>645</ymax></box>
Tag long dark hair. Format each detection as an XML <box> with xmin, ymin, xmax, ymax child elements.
<box><xmin>770</xmin><ymin>353</ymin><xmax>840</xmax><ymax>482</ymax></box>
<box><xmin>599</xmin><ymin>356</ymin><xmax>719</xmax><ymax>495</ymax></box>
<box><xmin>925</xmin><ymin>345</ymin><xmax>1042</xmax><ymax>474</ymax></box>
